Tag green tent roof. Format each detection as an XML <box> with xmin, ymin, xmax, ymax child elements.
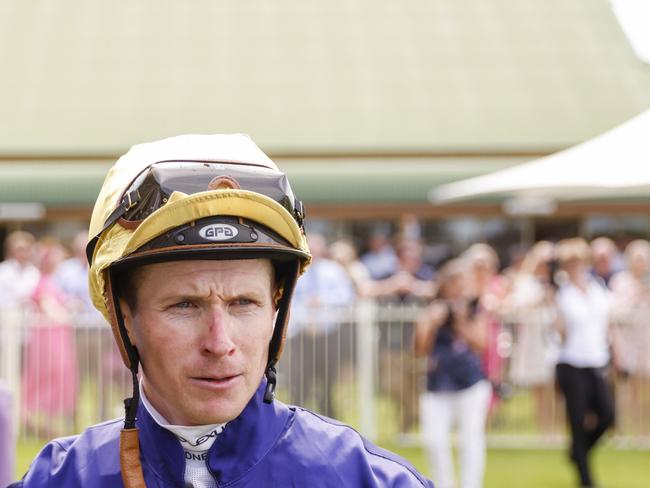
<box><xmin>1</xmin><ymin>0</ymin><xmax>648</xmax><ymax>155</ymax></box>
<box><xmin>0</xmin><ymin>159</ymin><xmax>523</xmax><ymax>206</ymax></box>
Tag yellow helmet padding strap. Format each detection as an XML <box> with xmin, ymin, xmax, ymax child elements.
<box><xmin>89</xmin><ymin>188</ymin><xmax>309</xmax><ymax>324</ymax></box>
<box><xmin>127</xmin><ymin>189</ymin><xmax>304</xmax><ymax>254</ymax></box>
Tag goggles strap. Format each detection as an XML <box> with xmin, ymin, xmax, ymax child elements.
<box><xmin>293</xmin><ymin>200</ymin><xmax>306</xmax><ymax>231</ymax></box>
<box><xmin>86</xmin><ymin>189</ymin><xmax>141</xmax><ymax>265</ymax></box>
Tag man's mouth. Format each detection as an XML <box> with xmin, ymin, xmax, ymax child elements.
<box><xmin>194</xmin><ymin>375</ymin><xmax>237</xmax><ymax>382</ymax></box>
<box><xmin>189</xmin><ymin>374</ymin><xmax>241</xmax><ymax>389</ymax></box>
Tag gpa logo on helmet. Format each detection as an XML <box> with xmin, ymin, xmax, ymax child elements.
<box><xmin>198</xmin><ymin>224</ymin><xmax>239</xmax><ymax>241</ymax></box>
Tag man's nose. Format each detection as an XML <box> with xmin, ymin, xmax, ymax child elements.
<box><xmin>202</xmin><ymin>307</ymin><xmax>236</xmax><ymax>357</ymax></box>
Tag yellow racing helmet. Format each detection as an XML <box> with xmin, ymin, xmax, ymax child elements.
<box><xmin>87</xmin><ymin>134</ymin><xmax>311</xmax><ymax>487</ymax></box>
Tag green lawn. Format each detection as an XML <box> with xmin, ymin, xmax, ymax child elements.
<box><xmin>15</xmin><ymin>438</ymin><xmax>649</xmax><ymax>487</ymax></box>
<box><xmin>390</xmin><ymin>445</ymin><xmax>650</xmax><ymax>488</ymax></box>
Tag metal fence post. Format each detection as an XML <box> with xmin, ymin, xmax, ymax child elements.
<box><xmin>356</xmin><ymin>299</ymin><xmax>377</xmax><ymax>441</ymax></box>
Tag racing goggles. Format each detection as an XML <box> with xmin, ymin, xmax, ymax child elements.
<box><xmin>86</xmin><ymin>161</ymin><xmax>305</xmax><ymax>264</ymax></box>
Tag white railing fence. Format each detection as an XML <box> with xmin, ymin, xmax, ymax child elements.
<box><xmin>2</xmin><ymin>303</ymin><xmax>649</xmax><ymax>447</ymax></box>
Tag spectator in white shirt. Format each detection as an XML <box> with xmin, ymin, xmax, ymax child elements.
<box><xmin>554</xmin><ymin>238</ymin><xmax>620</xmax><ymax>488</ymax></box>
<box><xmin>0</xmin><ymin>231</ymin><xmax>40</xmax><ymax>310</ymax></box>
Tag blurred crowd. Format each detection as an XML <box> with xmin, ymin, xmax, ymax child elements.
<box><xmin>1</xmin><ymin>224</ymin><xmax>650</xmax><ymax>487</ymax></box>
<box><xmin>0</xmin><ymin>231</ymin><xmax>107</xmax><ymax>441</ymax></box>
<box><xmin>290</xmin><ymin>230</ymin><xmax>650</xmax><ymax>396</ymax></box>
<box><xmin>285</xmin><ymin>223</ymin><xmax>650</xmax><ymax>488</ymax></box>
<box><xmin>288</xmin><ymin>229</ymin><xmax>650</xmax><ymax>406</ymax></box>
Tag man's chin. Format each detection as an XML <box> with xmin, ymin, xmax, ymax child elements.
<box><xmin>178</xmin><ymin>374</ymin><xmax>262</xmax><ymax>424</ymax></box>
<box><xmin>182</xmin><ymin>394</ymin><xmax>251</xmax><ymax>425</ymax></box>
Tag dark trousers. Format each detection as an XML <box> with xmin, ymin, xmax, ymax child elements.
<box><xmin>556</xmin><ymin>363</ymin><xmax>615</xmax><ymax>487</ymax></box>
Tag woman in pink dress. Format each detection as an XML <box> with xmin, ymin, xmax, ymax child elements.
<box><xmin>463</xmin><ymin>243</ymin><xmax>510</xmax><ymax>418</ymax></box>
<box><xmin>22</xmin><ymin>239</ymin><xmax>78</xmax><ymax>437</ymax></box>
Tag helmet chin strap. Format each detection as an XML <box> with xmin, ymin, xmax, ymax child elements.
<box><xmin>263</xmin><ymin>261</ymin><xmax>299</xmax><ymax>404</ymax></box>
<box><xmin>111</xmin><ymin>284</ymin><xmax>147</xmax><ymax>488</ymax></box>
<box><xmin>263</xmin><ymin>360</ymin><xmax>278</xmax><ymax>404</ymax></box>
<box><xmin>124</xmin><ymin>361</ymin><xmax>141</xmax><ymax>429</ymax></box>
<box><xmin>110</xmin><ymin>283</ymin><xmax>142</xmax><ymax>429</ymax></box>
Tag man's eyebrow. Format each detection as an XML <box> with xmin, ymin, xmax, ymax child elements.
<box><xmin>158</xmin><ymin>286</ymin><xmax>269</xmax><ymax>300</ymax></box>
<box><xmin>152</xmin><ymin>285</ymin><xmax>207</xmax><ymax>300</ymax></box>
<box><xmin>227</xmin><ymin>288</ymin><xmax>268</xmax><ymax>300</ymax></box>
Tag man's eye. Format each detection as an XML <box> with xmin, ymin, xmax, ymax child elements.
<box><xmin>232</xmin><ymin>298</ymin><xmax>254</xmax><ymax>306</ymax></box>
<box><xmin>172</xmin><ymin>301</ymin><xmax>195</xmax><ymax>309</ymax></box>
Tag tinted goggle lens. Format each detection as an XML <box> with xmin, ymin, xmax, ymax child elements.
<box><xmin>86</xmin><ymin>161</ymin><xmax>304</xmax><ymax>266</ymax></box>
<box><xmin>121</xmin><ymin>161</ymin><xmax>297</xmax><ymax>222</ymax></box>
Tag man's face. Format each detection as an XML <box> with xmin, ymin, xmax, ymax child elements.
<box><xmin>120</xmin><ymin>259</ymin><xmax>275</xmax><ymax>426</ymax></box>
<box><xmin>10</xmin><ymin>240</ymin><xmax>33</xmax><ymax>265</ymax></box>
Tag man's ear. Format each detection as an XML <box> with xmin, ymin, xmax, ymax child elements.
<box><xmin>273</xmin><ymin>285</ymin><xmax>284</xmax><ymax>310</ymax></box>
<box><xmin>118</xmin><ymin>297</ymin><xmax>138</xmax><ymax>347</ymax></box>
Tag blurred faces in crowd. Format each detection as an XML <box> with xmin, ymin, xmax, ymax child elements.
<box><xmin>0</xmin><ymin>231</ymin><xmax>40</xmax><ymax>308</ymax></box>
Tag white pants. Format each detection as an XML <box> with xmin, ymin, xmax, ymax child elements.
<box><xmin>419</xmin><ymin>380</ymin><xmax>492</xmax><ymax>488</ymax></box>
